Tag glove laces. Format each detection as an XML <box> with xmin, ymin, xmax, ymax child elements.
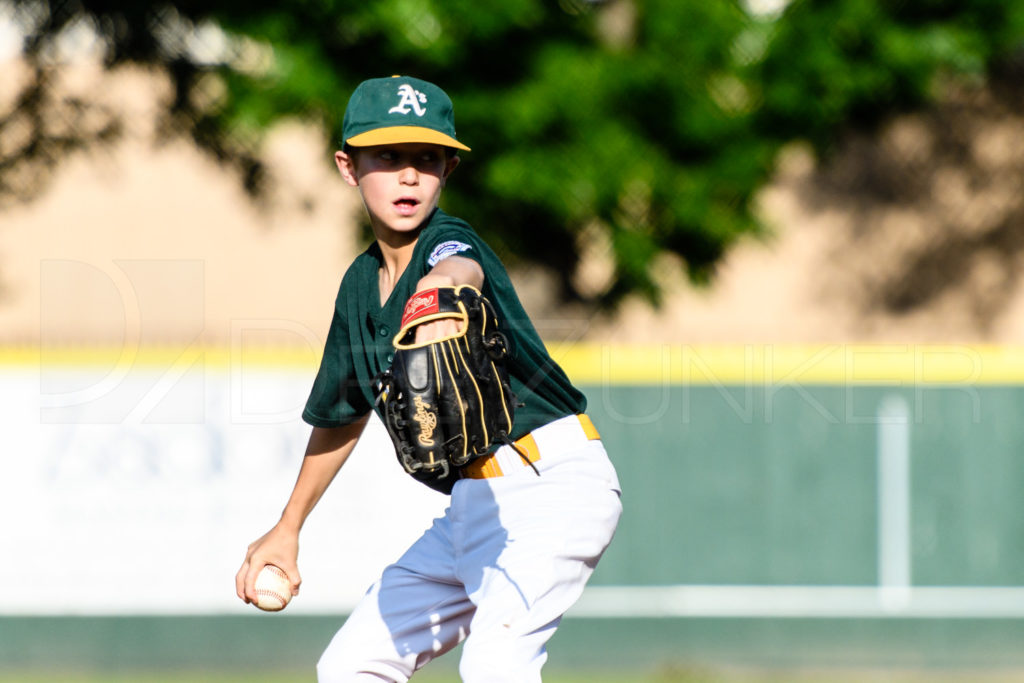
<box><xmin>497</xmin><ymin>432</ymin><xmax>541</xmax><ymax>477</ymax></box>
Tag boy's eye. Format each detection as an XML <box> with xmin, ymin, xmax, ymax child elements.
<box><xmin>370</xmin><ymin>148</ymin><xmax>442</xmax><ymax>167</ymax></box>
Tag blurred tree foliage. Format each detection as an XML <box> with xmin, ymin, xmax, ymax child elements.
<box><xmin>3</xmin><ymin>0</ymin><xmax>1023</xmax><ymax>305</ymax></box>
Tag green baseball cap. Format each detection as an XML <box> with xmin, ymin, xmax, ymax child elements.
<box><xmin>342</xmin><ymin>76</ymin><xmax>470</xmax><ymax>151</ymax></box>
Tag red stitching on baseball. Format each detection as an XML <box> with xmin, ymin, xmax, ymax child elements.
<box><xmin>255</xmin><ymin>565</ymin><xmax>290</xmax><ymax>609</ymax></box>
<box><xmin>254</xmin><ymin>588</ymin><xmax>287</xmax><ymax>608</ymax></box>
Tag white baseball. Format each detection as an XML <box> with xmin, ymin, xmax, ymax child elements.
<box><xmin>253</xmin><ymin>564</ymin><xmax>293</xmax><ymax>612</ymax></box>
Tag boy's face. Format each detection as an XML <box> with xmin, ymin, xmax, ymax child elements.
<box><xmin>335</xmin><ymin>143</ymin><xmax>459</xmax><ymax>238</ymax></box>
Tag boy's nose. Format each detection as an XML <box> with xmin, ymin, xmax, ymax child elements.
<box><xmin>398</xmin><ymin>165</ymin><xmax>418</xmax><ymax>184</ymax></box>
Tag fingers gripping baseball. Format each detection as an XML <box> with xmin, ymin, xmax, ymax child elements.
<box><xmin>236</xmin><ymin>525</ymin><xmax>301</xmax><ymax>606</ymax></box>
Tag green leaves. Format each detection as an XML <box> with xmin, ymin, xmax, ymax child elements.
<box><xmin>6</xmin><ymin>0</ymin><xmax>1023</xmax><ymax>306</ymax></box>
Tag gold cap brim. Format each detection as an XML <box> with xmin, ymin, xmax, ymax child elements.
<box><xmin>346</xmin><ymin>125</ymin><xmax>470</xmax><ymax>151</ymax></box>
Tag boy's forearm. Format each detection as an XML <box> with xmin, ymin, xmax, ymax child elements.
<box><xmin>415</xmin><ymin>255</ymin><xmax>484</xmax><ymax>291</ymax></box>
<box><xmin>278</xmin><ymin>416</ymin><xmax>369</xmax><ymax>531</ymax></box>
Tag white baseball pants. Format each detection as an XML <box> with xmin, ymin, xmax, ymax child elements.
<box><xmin>316</xmin><ymin>414</ymin><xmax>622</xmax><ymax>682</ymax></box>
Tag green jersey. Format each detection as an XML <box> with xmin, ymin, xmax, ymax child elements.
<box><xmin>302</xmin><ymin>208</ymin><xmax>586</xmax><ymax>439</ymax></box>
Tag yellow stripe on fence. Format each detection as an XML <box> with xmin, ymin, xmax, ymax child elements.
<box><xmin>0</xmin><ymin>345</ymin><xmax>322</xmax><ymax>370</ymax></box>
<box><xmin>552</xmin><ymin>343</ymin><xmax>1024</xmax><ymax>385</ymax></box>
<box><xmin>5</xmin><ymin>343</ymin><xmax>1024</xmax><ymax>385</ymax></box>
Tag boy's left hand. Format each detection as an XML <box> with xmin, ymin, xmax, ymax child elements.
<box><xmin>414</xmin><ymin>317</ymin><xmax>461</xmax><ymax>344</ymax></box>
<box><xmin>411</xmin><ymin>256</ymin><xmax>483</xmax><ymax>344</ymax></box>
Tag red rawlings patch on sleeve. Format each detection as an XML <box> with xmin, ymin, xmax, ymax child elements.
<box><xmin>401</xmin><ymin>289</ymin><xmax>440</xmax><ymax>328</ymax></box>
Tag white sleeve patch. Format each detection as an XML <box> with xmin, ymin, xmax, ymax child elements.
<box><xmin>427</xmin><ymin>240</ymin><xmax>473</xmax><ymax>267</ymax></box>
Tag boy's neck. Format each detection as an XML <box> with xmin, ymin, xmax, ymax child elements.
<box><xmin>372</xmin><ymin>207</ymin><xmax>437</xmax><ymax>296</ymax></box>
<box><xmin>375</xmin><ymin>230</ymin><xmax>418</xmax><ymax>304</ymax></box>
<box><xmin>379</xmin><ymin>241</ymin><xmax>412</xmax><ymax>280</ymax></box>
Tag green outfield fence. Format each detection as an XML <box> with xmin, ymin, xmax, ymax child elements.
<box><xmin>4</xmin><ymin>344</ymin><xmax>1024</xmax><ymax>677</ymax></box>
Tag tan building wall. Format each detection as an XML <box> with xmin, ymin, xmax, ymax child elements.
<box><xmin>1</xmin><ymin>62</ymin><xmax>360</xmax><ymax>349</ymax></box>
<box><xmin>3</xmin><ymin>61</ymin><xmax>1024</xmax><ymax>349</ymax></box>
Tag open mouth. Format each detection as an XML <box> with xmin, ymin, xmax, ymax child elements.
<box><xmin>392</xmin><ymin>197</ymin><xmax>421</xmax><ymax>217</ymax></box>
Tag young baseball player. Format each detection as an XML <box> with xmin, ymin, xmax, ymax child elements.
<box><xmin>236</xmin><ymin>75</ymin><xmax>622</xmax><ymax>682</ymax></box>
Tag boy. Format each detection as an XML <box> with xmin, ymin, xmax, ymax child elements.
<box><xmin>235</xmin><ymin>76</ymin><xmax>622</xmax><ymax>682</ymax></box>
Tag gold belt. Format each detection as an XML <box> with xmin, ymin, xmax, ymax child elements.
<box><xmin>461</xmin><ymin>414</ymin><xmax>600</xmax><ymax>480</ymax></box>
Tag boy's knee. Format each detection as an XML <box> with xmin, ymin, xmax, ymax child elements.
<box><xmin>316</xmin><ymin>658</ymin><xmax>400</xmax><ymax>682</ymax></box>
<box><xmin>316</xmin><ymin>646</ymin><xmax>405</xmax><ymax>683</ymax></box>
<box><xmin>314</xmin><ymin>651</ymin><xmax>354</xmax><ymax>682</ymax></box>
<box><xmin>458</xmin><ymin>639</ymin><xmax>545</xmax><ymax>683</ymax></box>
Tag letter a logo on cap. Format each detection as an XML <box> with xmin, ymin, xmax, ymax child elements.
<box><xmin>389</xmin><ymin>84</ymin><xmax>427</xmax><ymax>117</ymax></box>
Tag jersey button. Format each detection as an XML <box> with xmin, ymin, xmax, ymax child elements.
<box><xmin>386</xmin><ymin>353</ymin><xmax>394</xmax><ymax>364</ymax></box>
<box><xmin>379</xmin><ymin>326</ymin><xmax>390</xmax><ymax>337</ymax></box>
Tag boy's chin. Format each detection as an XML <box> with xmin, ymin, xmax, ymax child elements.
<box><xmin>374</xmin><ymin>215</ymin><xmax>427</xmax><ymax>238</ymax></box>
<box><xmin>388</xmin><ymin>205</ymin><xmax>433</xmax><ymax>227</ymax></box>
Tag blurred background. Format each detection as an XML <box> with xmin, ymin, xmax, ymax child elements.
<box><xmin>2</xmin><ymin>0</ymin><xmax>1024</xmax><ymax>680</ymax></box>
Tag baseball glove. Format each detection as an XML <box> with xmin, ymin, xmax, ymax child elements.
<box><xmin>375</xmin><ymin>285</ymin><xmax>516</xmax><ymax>494</ymax></box>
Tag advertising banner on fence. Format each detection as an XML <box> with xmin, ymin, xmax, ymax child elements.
<box><xmin>1</xmin><ymin>354</ymin><xmax>447</xmax><ymax>615</ymax></box>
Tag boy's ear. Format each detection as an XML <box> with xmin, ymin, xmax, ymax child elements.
<box><xmin>441</xmin><ymin>154</ymin><xmax>460</xmax><ymax>185</ymax></box>
<box><xmin>335</xmin><ymin>150</ymin><xmax>359</xmax><ymax>187</ymax></box>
